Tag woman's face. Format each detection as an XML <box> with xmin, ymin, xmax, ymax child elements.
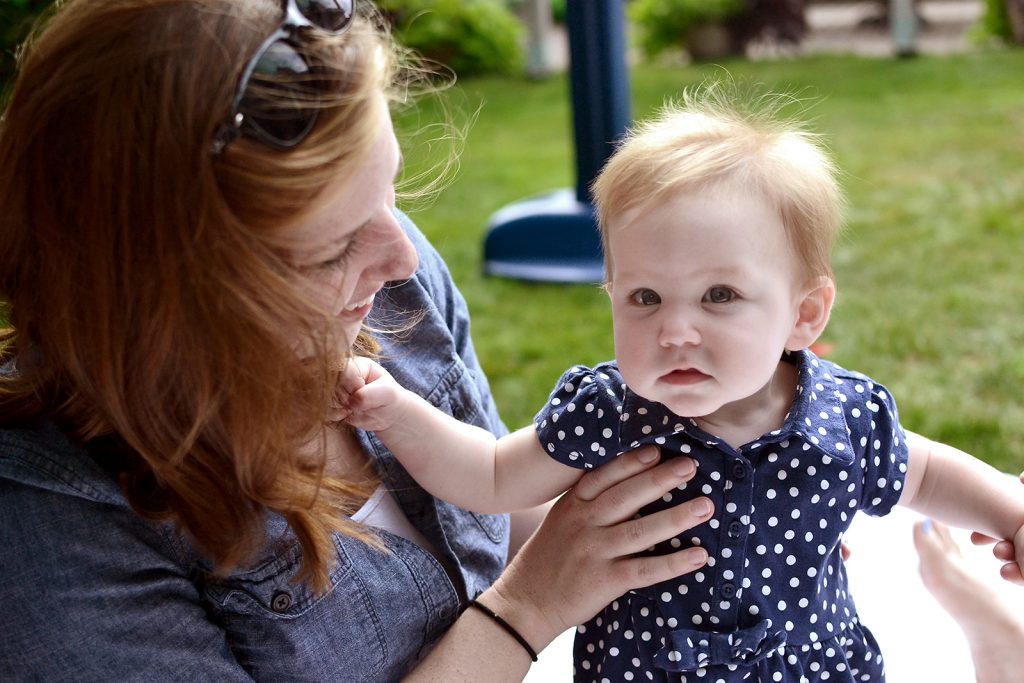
<box><xmin>291</xmin><ymin>103</ymin><xmax>419</xmax><ymax>348</ymax></box>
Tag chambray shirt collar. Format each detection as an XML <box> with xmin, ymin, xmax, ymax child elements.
<box><xmin>618</xmin><ymin>349</ymin><xmax>856</xmax><ymax>465</ymax></box>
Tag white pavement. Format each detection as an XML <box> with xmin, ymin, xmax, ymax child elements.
<box><xmin>532</xmin><ymin>1</ymin><xmax>984</xmax><ymax>71</ymax></box>
<box><xmin>799</xmin><ymin>0</ymin><xmax>984</xmax><ymax>57</ymax></box>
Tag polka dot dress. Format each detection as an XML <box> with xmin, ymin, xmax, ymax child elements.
<box><xmin>534</xmin><ymin>350</ymin><xmax>908</xmax><ymax>682</ymax></box>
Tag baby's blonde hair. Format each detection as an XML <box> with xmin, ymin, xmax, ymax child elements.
<box><xmin>592</xmin><ymin>84</ymin><xmax>843</xmax><ymax>282</ymax></box>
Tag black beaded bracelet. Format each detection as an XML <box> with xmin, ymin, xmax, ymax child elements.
<box><xmin>466</xmin><ymin>599</ymin><xmax>539</xmax><ymax>662</ymax></box>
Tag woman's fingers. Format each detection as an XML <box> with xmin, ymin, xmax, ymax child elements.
<box><xmin>575</xmin><ymin>452</ymin><xmax>697</xmax><ymax>528</ymax></box>
<box><xmin>493</xmin><ymin>448</ymin><xmax>712</xmax><ymax>639</ymax></box>
<box><xmin>613</xmin><ymin>547</ymin><xmax>710</xmax><ymax>590</ymax></box>
<box><xmin>999</xmin><ymin>561</ymin><xmax>1024</xmax><ymax>586</ymax></box>
<box><xmin>573</xmin><ymin>445</ymin><xmax>662</xmax><ymax>502</ymax></box>
<box><xmin>611</xmin><ymin>496</ymin><xmax>714</xmax><ymax>557</ymax></box>
<box><xmin>970</xmin><ymin>531</ymin><xmax>999</xmax><ymax>546</ymax></box>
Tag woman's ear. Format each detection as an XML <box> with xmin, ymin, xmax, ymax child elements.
<box><xmin>786</xmin><ymin>276</ymin><xmax>836</xmax><ymax>351</ymax></box>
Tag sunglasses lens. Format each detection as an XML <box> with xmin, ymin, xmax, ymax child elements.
<box><xmin>295</xmin><ymin>0</ymin><xmax>355</xmax><ymax>32</ymax></box>
<box><xmin>214</xmin><ymin>0</ymin><xmax>357</xmax><ymax>154</ymax></box>
<box><xmin>239</xmin><ymin>40</ymin><xmax>319</xmax><ymax>148</ymax></box>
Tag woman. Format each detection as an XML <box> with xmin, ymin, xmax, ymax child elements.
<box><xmin>0</xmin><ymin>0</ymin><xmax>711</xmax><ymax>680</ymax></box>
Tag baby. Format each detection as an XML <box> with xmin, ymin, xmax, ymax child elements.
<box><xmin>341</xmin><ymin>88</ymin><xmax>1024</xmax><ymax>682</ymax></box>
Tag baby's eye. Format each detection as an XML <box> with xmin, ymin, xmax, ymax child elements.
<box><xmin>703</xmin><ymin>286</ymin><xmax>737</xmax><ymax>304</ymax></box>
<box><xmin>630</xmin><ymin>289</ymin><xmax>661</xmax><ymax>306</ymax></box>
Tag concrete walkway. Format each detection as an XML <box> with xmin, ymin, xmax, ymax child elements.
<box><xmin>531</xmin><ymin>1</ymin><xmax>985</xmax><ymax>71</ymax></box>
<box><xmin>799</xmin><ymin>0</ymin><xmax>984</xmax><ymax>57</ymax></box>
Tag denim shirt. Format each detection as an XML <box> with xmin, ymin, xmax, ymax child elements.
<box><xmin>0</xmin><ymin>213</ymin><xmax>510</xmax><ymax>682</ymax></box>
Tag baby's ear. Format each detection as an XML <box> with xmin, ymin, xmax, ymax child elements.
<box><xmin>787</xmin><ymin>276</ymin><xmax>835</xmax><ymax>351</ymax></box>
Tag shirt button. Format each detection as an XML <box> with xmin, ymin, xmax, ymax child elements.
<box><xmin>730</xmin><ymin>460</ymin><xmax>746</xmax><ymax>479</ymax></box>
<box><xmin>271</xmin><ymin>591</ymin><xmax>292</xmax><ymax>612</ymax></box>
<box><xmin>727</xmin><ymin>520</ymin><xmax>744</xmax><ymax>538</ymax></box>
<box><xmin>720</xmin><ymin>582</ymin><xmax>736</xmax><ymax>599</ymax></box>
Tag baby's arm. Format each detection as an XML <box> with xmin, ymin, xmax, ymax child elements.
<box><xmin>900</xmin><ymin>430</ymin><xmax>1024</xmax><ymax>578</ymax></box>
<box><xmin>340</xmin><ymin>358</ymin><xmax>582</xmax><ymax>513</ymax></box>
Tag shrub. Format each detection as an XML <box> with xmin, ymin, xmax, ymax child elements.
<box><xmin>977</xmin><ymin>0</ymin><xmax>1024</xmax><ymax>43</ymax></box>
<box><xmin>1</xmin><ymin>0</ymin><xmax>53</xmax><ymax>90</ymax></box>
<box><xmin>380</xmin><ymin>0</ymin><xmax>524</xmax><ymax>77</ymax></box>
<box><xmin>551</xmin><ymin>0</ymin><xmax>566</xmax><ymax>24</ymax></box>
<box><xmin>629</xmin><ymin>0</ymin><xmax>809</xmax><ymax>60</ymax></box>
<box><xmin>628</xmin><ymin>0</ymin><xmax>746</xmax><ymax>58</ymax></box>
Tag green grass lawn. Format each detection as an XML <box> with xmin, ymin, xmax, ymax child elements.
<box><xmin>394</xmin><ymin>49</ymin><xmax>1024</xmax><ymax>474</ymax></box>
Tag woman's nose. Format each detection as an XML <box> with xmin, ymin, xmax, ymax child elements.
<box><xmin>370</xmin><ymin>211</ymin><xmax>419</xmax><ymax>282</ymax></box>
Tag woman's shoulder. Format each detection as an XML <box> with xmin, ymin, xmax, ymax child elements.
<box><xmin>0</xmin><ymin>418</ymin><xmax>127</xmax><ymax>505</ymax></box>
<box><xmin>0</xmin><ymin>418</ymin><xmax>209</xmax><ymax>586</ymax></box>
<box><xmin>0</xmin><ymin>421</ymin><xmax>248</xmax><ymax>679</ymax></box>
<box><xmin>0</xmin><ymin>419</ymin><xmax>194</xmax><ymax>571</ymax></box>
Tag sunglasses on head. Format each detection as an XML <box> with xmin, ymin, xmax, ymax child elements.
<box><xmin>211</xmin><ymin>0</ymin><xmax>356</xmax><ymax>155</ymax></box>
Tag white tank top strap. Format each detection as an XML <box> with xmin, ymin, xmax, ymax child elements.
<box><xmin>351</xmin><ymin>484</ymin><xmax>456</xmax><ymax>579</ymax></box>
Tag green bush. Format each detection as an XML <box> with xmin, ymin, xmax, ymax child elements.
<box><xmin>380</xmin><ymin>0</ymin><xmax>524</xmax><ymax>77</ymax></box>
<box><xmin>979</xmin><ymin>0</ymin><xmax>1014</xmax><ymax>41</ymax></box>
<box><xmin>1</xmin><ymin>0</ymin><xmax>53</xmax><ymax>90</ymax></box>
<box><xmin>551</xmin><ymin>0</ymin><xmax>566</xmax><ymax>24</ymax></box>
<box><xmin>628</xmin><ymin>0</ymin><xmax>746</xmax><ymax>58</ymax></box>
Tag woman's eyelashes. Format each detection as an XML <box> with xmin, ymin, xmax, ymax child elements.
<box><xmin>317</xmin><ymin>233</ymin><xmax>363</xmax><ymax>271</ymax></box>
<box><xmin>317</xmin><ymin>248</ymin><xmax>350</xmax><ymax>271</ymax></box>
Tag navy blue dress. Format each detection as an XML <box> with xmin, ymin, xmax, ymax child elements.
<box><xmin>534</xmin><ymin>350</ymin><xmax>908</xmax><ymax>682</ymax></box>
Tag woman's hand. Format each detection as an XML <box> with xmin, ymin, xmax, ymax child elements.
<box><xmin>405</xmin><ymin>446</ymin><xmax>712</xmax><ymax>681</ymax></box>
<box><xmin>484</xmin><ymin>446</ymin><xmax>713</xmax><ymax>652</ymax></box>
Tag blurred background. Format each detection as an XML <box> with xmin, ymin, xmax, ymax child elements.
<box><xmin>3</xmin><ymin>0</ymin><xmax>1022</xmax><ymax>473</ymax></box>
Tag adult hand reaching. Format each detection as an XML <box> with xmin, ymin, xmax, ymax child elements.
<box><xmin>486</xmin><ymin>445</ymin><xmax>713</xmax><ymax>651</ymax></box>
<box><xmin>970</xmin><ymin>471</ymin><xmax>1024</xmax><ymax>586</ymax></box>
<box><xmin>407</xmin><ymin>446</ymin><xmax>714</xmax><ymax>681</ymax></box>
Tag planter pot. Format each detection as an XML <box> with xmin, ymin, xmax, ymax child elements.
<box><xmin>683</xmin><ymin>22</ymin><xmax>735</xmax><ymax>60</ymax></box>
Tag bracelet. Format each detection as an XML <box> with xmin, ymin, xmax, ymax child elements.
<box><xmin>465</xmin><ymin>599</ymin><xmax>538</xmax><ymax>662</ymax></box>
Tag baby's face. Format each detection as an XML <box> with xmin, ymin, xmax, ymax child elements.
<box><xmin>605</xmin><ymin>186</ymin><xmax>807</xmax><ymax>421</ymax></box>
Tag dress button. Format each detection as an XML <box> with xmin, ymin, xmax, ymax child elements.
<box><xmin>271</xmin><ymin>590</ymin><xmax>292</xmax><ymax>612</ymax></box>
<box><xmin>720</xmin><ymin>582</ymin><xmax>736</xmax><ymax>599</ymax></box>
<box><xmin>730</xmin><ymin>460</ymin><xmax>746</xmax><ymax>479</ymax></box>
<box><xmin>727</xmin><ymin>519</ymin><xmax>744</xmax><ymax>538</ymax></box>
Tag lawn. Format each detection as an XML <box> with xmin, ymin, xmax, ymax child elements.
<box><xmin>393</xmin><ymin>49</ymin><xmax>1024</xmax><ymax>474</ymax></box>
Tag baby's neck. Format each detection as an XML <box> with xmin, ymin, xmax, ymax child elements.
<box><xmin>694</xmin><ymin>361</ymin><xmax>798</xmax><ymax>450</ymax></box>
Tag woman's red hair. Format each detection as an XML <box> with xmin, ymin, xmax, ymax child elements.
<box><xmin>0</xmin><ymin>0</ymin><xmax>402</xmax><ymax>591</ymax></box>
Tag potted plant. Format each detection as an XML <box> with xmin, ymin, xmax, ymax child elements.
<box><xmin>629</xmin><ymin>0</ymin><xmax>747</xmax><ymax>60</ymax></box>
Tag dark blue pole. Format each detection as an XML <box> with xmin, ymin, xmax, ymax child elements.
<box><xmin>566</xmin><ymin>0</ymin><xmax>631</xmax><ymax>204</ymax></box>
<box><xmin>481</xmin><ymin>0</ymin><xmax>631</xmax><ymax>282</ymax></box>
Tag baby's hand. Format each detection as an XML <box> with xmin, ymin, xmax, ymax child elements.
<box><xmin>333</xmin><ymin>357</ymin><xmax>407</xmax><ymax>432</ymax></box>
